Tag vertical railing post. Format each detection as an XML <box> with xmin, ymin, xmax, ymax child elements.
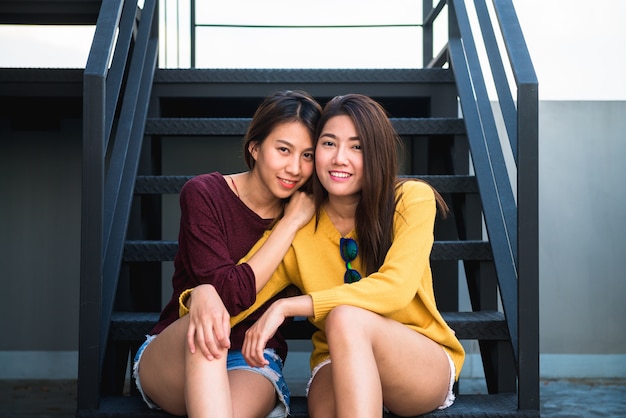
<box><xmin>190</xmin><ymin>0</ymin><xmax>196</xmax><ymax>68</ymax></box>
<box><xmin>492</xmin><ymin>0</ymin><xmax>540</xmax><ymax>410</ymax></box>
<box><xmin>422</xmin><ymin>0</ymin><xmax>433</xmax><ymax>66</ymax></box>
<box><xmin>78</xmin><ymin>72</ymin><xmax>105</xmax><ymax>411</ymax></box>
<box><xmin>517</xmin><ymin>81</ymin><xmax>539</xmax><ymax>410</ymax></box>
<box><xmin>78</xmin><ymin>0</ymin><xmax>126</xmax><ymax>410</ymax></box>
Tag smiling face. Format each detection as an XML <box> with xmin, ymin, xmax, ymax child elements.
<box><xmin>249</xmin><ymin>121</ymin><xmax>315</xmax><ymax>199</ymax></box>
<box><xmin>315</xmin><ymin>114</ymin><xmax>364</xmax><ymax>200</ymax></box>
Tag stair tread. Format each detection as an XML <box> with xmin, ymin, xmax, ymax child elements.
<box><xmin>151</xmin><ymin>68</ymin><xmax>458</xmax><ymax>99</ymax></box>
<box><xmin>80</xmin><ymin>393</ymin><xmax>537</xmax><ymax>418</ymax></box>
<box><xmin>134</xmin><ymin>174</ymin><xmax>478</xmax><ymax>195</ymax></box>
<box><xmin>123</xmin><ymin>239</ymin><xmax>491</xmax><ymax>262</ymax></box>
<box><xmin>110</xmin><ymin>310</ymin><xmax>509</xmax><ymax>341</ymax></box>
<box><xmin>144</xmin><ymin>117</ymin><xmax>466</xmax><ymax>136</ymax></box>
<box><xmin>154</xmin><ymin>68</ymin><xmax>456</xmax><ymax>84</ymax></box>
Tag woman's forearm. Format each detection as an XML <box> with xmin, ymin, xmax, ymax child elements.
<box><xmin>242</xmin><ymin>294</ymin><xmax>314</xmax><ymax>367</ymax></box>
<box><xmin>245</xmin><ymin>192</ymin><xmax>314</xmax><ymax>293</ymax></box>
<box><xmin>245</xmin><ymin>217</ymin><xmax>303</xmax><ymax>293</ymax></box>
<box><xmin>273</xmin><ymin>294</ymin><xmax>314</xmax><ymax>318</ymax></box>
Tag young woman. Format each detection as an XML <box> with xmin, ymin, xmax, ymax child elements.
<box><xmin>183</xmin><ymin>94</ymin><xmax>465</xmax><ymax>417</ymax></box>
<box><xmin>133</xmin><ymin>90</ymin><xmax>322</xmax><ymax>418</ymax></box>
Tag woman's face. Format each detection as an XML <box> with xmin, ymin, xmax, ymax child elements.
<box><xmin>315</xmin><ymin>115</ymin><xmax>364</xmax><ymax>199</ymax></box>
<box><xmin>250</xmin><ymin>121</ymin><xmax>315</xmax><ymax>199</ymax></box>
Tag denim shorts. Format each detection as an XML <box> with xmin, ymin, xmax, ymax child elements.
<box><xmin>133</xmin><ymin>335</ymin><xmax>291</xmax><ymax>418</ymax></box>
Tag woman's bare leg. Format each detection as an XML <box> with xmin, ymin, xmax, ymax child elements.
<box><xmin>307</xmin><ymin>364</ymin><xmax>336</xmax><ymax>418</ymax></box>
<box><xmin>138</xmin><ymin>315</ymin><xmax>232</xmax><ymax>417</ymax></box>
<box><xmin>310</xmin><ymin>305</ymin><xmax>451</xmax><ymax>418</ymax></box>
<box><xmin>185</xmin><ymin>341</ymin><xmax>232</xmax><ymax>417</ymax></box>
<box><xmin>230</xmin><ymin>369</ymin><xmax>277</xmax><ymax>418</ymax></box>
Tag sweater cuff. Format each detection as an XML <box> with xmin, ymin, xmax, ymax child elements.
<box><xmin>179</xmin><ymin>288</ymin><xmax>193</xmax><ymax>317</ymax></box>
<box><xmin>310</xmin><ymin>289</ymin><xmax>339</xmax><ymax>321</ymax></box>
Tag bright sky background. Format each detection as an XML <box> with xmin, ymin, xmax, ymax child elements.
<box><xmin>0</xmin><ymin>0</ymin><xmax>624</xmax><ymax>100</ymax></box>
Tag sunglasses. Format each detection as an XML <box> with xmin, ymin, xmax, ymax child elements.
<box><xmin>340</xmin><ymin>237</ymin><xmax>362</xmax><ymax>283</ymax></box>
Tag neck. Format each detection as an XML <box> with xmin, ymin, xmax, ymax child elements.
<box><xmin>324</xmin><ymin>197</ymin><xmax>358</xmax><ymax>236</ymax></box>
<box><xmin>235</xmin><ymin>171</ymin><xmax>283</xmax><ymax>219</ymax></box>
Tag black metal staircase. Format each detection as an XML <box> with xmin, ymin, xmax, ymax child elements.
<box><xmin>77</xmin><ymin>0</ymin><xmax>538</xmax><ymax>417</ymax></box>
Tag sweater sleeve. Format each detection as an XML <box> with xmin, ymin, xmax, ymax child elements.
<box><xmin>229</xmin><ymin>230</ymin><xmax>294</xmax><ymax>326</ymax></box>
<box><xmin>309</xmin><ymin>181</ymin><xmax>437</xmax><ymax>321</ymax></box>
<box><xmin>176</xmin><ymin>177</ymin><xmax>258</xmax><ymax>316</ymax></box>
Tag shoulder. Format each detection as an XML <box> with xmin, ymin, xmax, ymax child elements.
<box><xmin>178</xmin><ymin>173</ymin><xmax>235</xmax><ymax>215</ymax></box>
<box><xmin>391</xmin><ymin>180</ymin><xmax>438</xmax><ymax>231</ymax></box>
<box><xmin>396</xmin><ymin>179</ymin><xmax>436</xmax><ymax>204</ymax></box>
<box><xmin>183</xmin><ymin>172</ymin><xmax>224</xmax><ymax>192</ymax></box>
<box><xmin>181</xmin><ymin>172</ymin><xmax>226</xmax><ymax>198</ymax></box>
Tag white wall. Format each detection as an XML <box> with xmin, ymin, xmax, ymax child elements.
<box><xmin>538</xmin><ymin>102</ymin><xmax>626</xmax><ymax>354</ymax></box>
<box><xmin>0</xmin><ymin>120</ymin><xmax>82</xmax><ymax>379</ymax></box>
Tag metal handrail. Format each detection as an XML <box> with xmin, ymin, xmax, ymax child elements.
<box><xmin>449</xmin><ymin>2</ymin><xmax>521</xmax><ymax>366</ymax></box>
<box><xmin>492</xmin><ymin>0</ymin><xmax>539</xmax><ymax>410</ymax></box>
<box><xmin>78</xmin><ymin>0</ymin><xmax>158</xmax><ymax>410</ymax></box>
<box><xmin>422</xmin><ymin>0</ymin><xmax>538</xmax><ymax>411</ymax></box>
<box><xmin>473</xmin><ymin>0</ymin><xmax>518</xmax><ymax>162</ymax></box>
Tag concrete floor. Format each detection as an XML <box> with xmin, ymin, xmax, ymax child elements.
<box><xmin>1</xmin><ymin>378</ymin><xmax>625</xmax><ymax>417</ymax></box>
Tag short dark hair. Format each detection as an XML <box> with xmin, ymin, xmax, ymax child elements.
<box><xmin>243</xmin><ymin>90</ymin><xmax>322</xmax><ymax>169</ymax></box>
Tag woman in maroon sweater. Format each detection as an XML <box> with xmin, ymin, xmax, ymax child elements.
<box><xmin>133</xmin><ymin>90</ymin><xmax>322</xmax><ymax>418</ymax></box>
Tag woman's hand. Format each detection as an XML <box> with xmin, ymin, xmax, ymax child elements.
<box><xmin>242</xmin><ymin>301</ymin><xmax>288</xmax><ymax>367</ymax></box>
<box><xmin>282</xmin><ymin>191</ymin><xmax>315</xmax><ymax>230</ymax></box>
<box><xmin>186</xmin><ymin>284</ymin><xmax>231</xmax><ymax>360</ymax></box>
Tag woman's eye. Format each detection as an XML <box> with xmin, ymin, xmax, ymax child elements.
<box><xmin>303</xmin><ymin>152</ymin><xmax>314</xmax><ymax>160</ymax></box>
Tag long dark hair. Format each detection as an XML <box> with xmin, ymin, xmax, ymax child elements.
<box><xmin>312</xmin><ymin>94</ymin><xmax>448</xmax><ymax>275</ymax></box>
<box><xmin>243</xmin><ymin>90</ymin><xmax>322</xmax><ymax>170</ymax></box>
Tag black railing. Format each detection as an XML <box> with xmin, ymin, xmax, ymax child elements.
<box><xmin>423</xmin><ymin>0</ymin><xmax>539</xmax><ymax>411</ymax></box>
<box><xmin>78</xmin><ymin>0</ymin><xmax>158</xmax><ymax>410</ymax></box>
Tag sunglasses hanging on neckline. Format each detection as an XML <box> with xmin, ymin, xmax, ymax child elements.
<box><xmin>340</xmin><ymin>237</ymin><xmax>362</xmax><ymax>283</ymax></box>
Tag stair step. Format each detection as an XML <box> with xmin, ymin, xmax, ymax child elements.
<box><xmin>134</xmin><ymin>174</ymin><xmax>478</xmax><ymax>195</ymax></box>
<box><xmin>81</xmin><ymin>393</ymin><xmax>536</xmax><ymax>418</ymax></box>
<box><xmin>110</xmin><ymin>311</ymin><xmax>508</xmax><ymax>342</ymax></box>
<box><xmin>154</xmin><ymin>68</ymin><xmax>456</xmax><ymax>84</ymax></box>
<box><xmin>134</xmin><ymin>175</ymin><xmax>192</xmax><ymax>194</ymax></box>
<box><xmin>123</xmin><ymin>239</ymin><xmax>491</xmax><ymax>263</ymax></box>
<box><xmin>144</xmin><ymin>117</ymin><xmax>465</xmax><ymax>136</ymax></box>
<box><xmin>152</xmin><ymin>68</ymin><xmax>457</xmax><ymax>99</ymax></box>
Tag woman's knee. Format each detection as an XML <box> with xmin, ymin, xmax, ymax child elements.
<box><xmin>325</xmin><ymin>305</ymin><xmax>375</xmax><ymax>344</ymax></box>
<box><xmin>326</xmin><ymin>305</ymin><xmax>357</xmax><ymax>333</ymax></box>
<box><xmin>327</xmin><ymin>304</ymin><xmax>369</xmax><ymax>326</ymax></box>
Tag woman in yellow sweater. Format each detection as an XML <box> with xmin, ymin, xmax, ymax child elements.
<box><xmin>182</xmin><ymin>94</ymin><xmax>464</xmax><ymax>417</ymax></box>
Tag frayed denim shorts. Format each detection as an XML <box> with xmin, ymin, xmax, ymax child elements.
<box><xmin>133</xmin><ymin>335</ymin><xmax>291</xmax><ymax>418</ymax></box>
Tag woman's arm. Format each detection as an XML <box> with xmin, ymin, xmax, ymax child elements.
<box><xmin>185</xmin><ymin>284</ymin><xmax>231</xmax><ymax>360</ymax></box>
<box><xmin>245</xmin><ymin>191</ymin><xmax>314</xmax><ymax>293</ymax></box>
<box><xmin>182</xmin><ymin>185</ymin><xmax>313</xmax><ymax>357</ymax></box>
<box><xmin>179</xmin><ymin>180</ymin><xmax>313</xmax><ymax>315</ymax></box>
<box><xmin>178</xmin><ymin>190</ymin><xmax>313</xmax><ymax>318</ymax></box>
<box><xmin>309</xmin><ymin>182</ymin><xmax>437</xmax><ymax>321</ymax></box>
<box><xmin>242</xmin><ymin>294</ymin><xmax>314</xmax><ymax>367</ymax></box>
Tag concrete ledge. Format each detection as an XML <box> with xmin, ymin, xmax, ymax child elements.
<box><xmin>0</xmin><ymin>351</ymin><xmax>77</xmax><ymax>379</ymax></box>
<box><xmin>2</xmin><ymin>351</ymin><xmax>625</xmax><ymax>381</ymax></box>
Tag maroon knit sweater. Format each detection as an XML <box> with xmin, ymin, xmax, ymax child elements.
<box><xmin>150</xmin><ymin>172</ymin><xmax>288</xmax><ymax>361</ymax></box>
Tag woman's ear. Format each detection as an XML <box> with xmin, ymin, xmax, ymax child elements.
<box><xmin>248</xmin><ymin>141</ymin><xmax>259</xmax><ymax>161</ymax></box>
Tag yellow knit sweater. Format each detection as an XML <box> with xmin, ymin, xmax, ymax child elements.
<box><xmin>180</xmin><ymin>180</ymin><xmax>465</xmax><ymax>380</ymax></box>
